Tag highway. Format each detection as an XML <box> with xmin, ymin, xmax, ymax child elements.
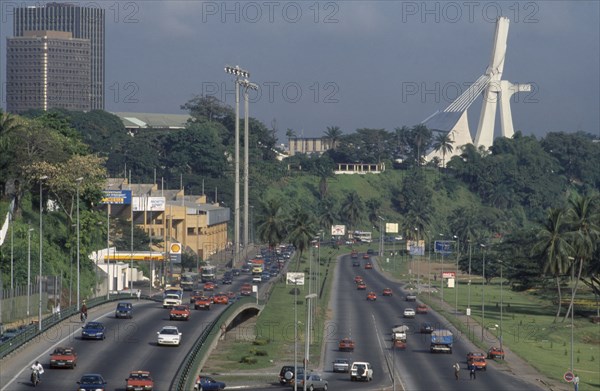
<box><xmin>0</xmin><ymin>275</ymin><xmax>254</xmax><ymax>391</ymax></box>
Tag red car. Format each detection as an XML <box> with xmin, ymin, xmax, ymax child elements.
<box><xmin>338</xmin><ymin>338</ymin><xmax>355</xmax><ymax>352</ymax></box>
<box><xmin>194</xmin><ymin>296</ymin><xmax>211</xmax><ymax>310</ymax></box>
<box><xmin>416</xmin><ymin>304</ymin><xmax>428</xmax><ymax>314</ymax></box>
<box><xmin>382</xmin><ymin>288</ymin><xmax>393</xmax><ymax>296</ymax></box>
<box><xmin>213</xmin><ymin>294</ymin><xmax>229</xmax><ymax>305</ymax></box>
<box><xmin>357</xmin><ymin>282</ymin><xmax>367</xmax><ymax>290</ymax></box>
<box><xmin>488</xmin><ymin>346</ymin><xmax>505</xmax><ymax>359</ymax></box>
<box><xmin>203</xmin><ymin>282</ymin><xmax>216</xmax><ymax>291</ymax></box>
<box><xmin>49</xmin><ymin>346</ymin><xmax>77</xmax><ymax>369</ymax></box>
<box><xmin>365</xmin><ymin>262</ymin><xmax>373</xmax><ymax>269</ymax></box>
<box><xmin>169</xmin><ymin>305</ymin><xmax>191</xmax><ymax>321</ymax></box>
<box><xmin>467</xmin><ymin>352</ymin><xmax>487</xmax><ymax>371</ymax></box>
<box><xmin>354</xmin><ymin>276</ymin><xmax>363</xmax><ymax>284</ymax></box>
<box><xmin>366</xmin><ymin>291</ymin><xmax>377</xmax><ymax>301</ymax></box>
<box><xmin>362</xmin><ymin>254</ymin><xmax>370</xmax><ymax>259</ymax></box>
<box><xmin>126</xmin><ymin>370</ymin><xmax>154</xmax><ymax>391</ymax></box>
<box><xmin>240</xmin><ymin>283</ymin><xmax>252</xmax><ymax>296</ymax></box>
<box><xmin>190</xmin><ymin>290</ymin><xmax>203</xmax><ymax>303</ymax></box>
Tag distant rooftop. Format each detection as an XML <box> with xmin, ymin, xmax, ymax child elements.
<box><xmin>112</xmin><ymin>112</ymin><xmax>191</xmax><ymax>130</ymax></box>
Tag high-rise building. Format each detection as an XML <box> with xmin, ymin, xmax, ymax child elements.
<box><xmin>10</xmin><ymin>2</ymin><xmax>105</xmax><ymax>111</ymax></box>
<box><xmin>7</xmin><ymin>31</ymin><xmax>91</xmax><ymax>112</ymax></box>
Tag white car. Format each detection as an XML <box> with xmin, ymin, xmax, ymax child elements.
<box><xmin>157</xmin><ymin>326</ymin><xmax>182</xmax><ymax>346</ymax></box>
<box><xmin>163</xmin><ymin>294</ymin><xmax>182</xmax><ymax>308</ymax></box>
<box><xmin>403</xmin><ymin>308</ymin><xmax>416</xmax><ymax>318</ymax></box>
<box><xmin>350</xmin><ymin>361</ymin><xmax>373</xmax><ymax>382</ymax></box>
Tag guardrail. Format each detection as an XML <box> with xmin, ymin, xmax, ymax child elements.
<box><xmin>171</xmin><ymin>296</ymin><xmax>260</xmax><ymax>390</ymax></box>
<box><xmin>0</xmin><ymin>293</ymin><xmax>145</xmax><ymax>359</ymax></box>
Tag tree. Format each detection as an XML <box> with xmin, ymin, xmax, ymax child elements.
<box><xmin>324</xmin><ymin>126</ymin><xmax>343</xmax><ymax>150</ymax></box>
<box><xmin>256</xmin><ymin>198</ymin><xmax>286</xmax><ymax>250</ymax></box>
<box><xmin>532</xmin><ymin>208</ymin><xmax>573</xmax><ymax>321</ymax></box>
<box><xmin>340</xmin><ymin>191</ymin><xmax>363</xmax><ymax>232</ymax></box>
<box><xmin>432</xmin><ymin>132</ymin><xmax>454</xmax><ymax>169</ymax></box>
<box><xmin>181</xmin><ymin>95</ymin><xmax>233</xmax><ymax>123</ymax></box>
<box><xmin>286</xmin><ymin>204</ymin><xmax>318</xmax><ymax>271</ymax></box>
<box><xmin>0</xmin><ymin>109</ymin><xmax>24</xmax><ymax>198</ymax></box>
<box><xmin>410</xmin><ymin>124</ymin><xmax>432</xmax><ymax>167</ymax></box>
<box><xmin>317</xmin><ymin>197</ymin><xmax>338</xmax><ymax>232</ymax></box>
<box><xmin>563</xmin><ymin>193</ymin><xmax>600</xmax><ymax>321</ymax></box>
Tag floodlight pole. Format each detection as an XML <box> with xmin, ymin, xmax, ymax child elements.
<box><xmin>75</xmin><ymin>177</ymin><xmax>83</xmax><ymax>313</ymax></box>
<box><xmin>481</xmin><ymin>243</ymin><xmax>486</xmax><ymax>341</ymax></box>
<box><xmin>240</xmin><ymin>79</ymin><xmax>258</xmax><ymax>260</ymax></box>
<box><xmin>39</xmin><ymin>175</ymin><xmax>48</xmax><ymax>331</ymax></box>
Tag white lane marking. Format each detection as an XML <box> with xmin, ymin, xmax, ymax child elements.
<box><xmin>372</xmin><ymin>313</ymin><xmax>406</xmax><ymax>391</ymax></box>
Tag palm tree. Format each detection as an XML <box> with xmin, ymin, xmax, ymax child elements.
<box><xmin>432</xmin><ymin>132</ymin><xmax>454</xmax><ymax>170</ymax></box>
<box><xmin>324</xmin><ymin>126</ymin><xmax>343</xmax><ymax>150</ymax></box>
<box><xmin>410</xmin><ymin>124</ymin><xmax>432</xmax><ymax>167</ymax></box>
<box><xmin>286</xmin><ymin>204</ymin><xmax>318</xmax><ymax>270</ymax></box>
<box><xmin>256</xmin><ymin>198</ymin><xmax>286</xmax><ymax>250</ymax></box>
<box><xmin>531</xmin><ymin>208</ymin><xmax>573</xmax><ymax>321</ymax></box>
<box><xmin>563</xmin><ymin>193</ymin><xmax>600</xmax><ymax>321</ymax></box>
<box><xmin>317</xmin><ymin>197</ymin><xmax>338</xmax><ymax>231</ymax></box>
<box><xmin>340</xmin><ymin>191</ymin><xmax>363</xmax><ymax>233</ymax></box>
<box><xmin>313</xmin><ymin>157</ymin><xmax>335</xmax><ymax>200</ymax></box>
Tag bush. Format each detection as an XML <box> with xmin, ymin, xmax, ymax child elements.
<box><xmin>253</xmin><ymin>338</ymin><xmax>270</xmax><ymax>346</ymax></box>
<box><xmin>240</xmin><ymin>356</ymin><xmax>258</xmax><ymax>364</ymax></box>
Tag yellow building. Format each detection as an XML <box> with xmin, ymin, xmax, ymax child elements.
<box><xmin>104</xmin><ymin>178</ymin><xmax>229</xmax><ymax>260</ymax></box>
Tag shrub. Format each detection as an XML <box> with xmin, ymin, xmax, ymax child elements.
<box><xmin>240</xmin><ymin>356</ymin><xmax>258</xmax><ymax>364</ymax></box>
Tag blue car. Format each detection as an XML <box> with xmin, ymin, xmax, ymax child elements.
<box><xmin>194</xmin><ymin>376</ymin><xmax>226</xmax><ymax>390</ymax></box>
<box><xmin>77</xmin><ymin>373</ymin><xmax>107</xmax><ymax>391</ymax></box>
<box><xmin>261</xmin><ymin>272</ymin><xmax>271</xmax><ymax>281</ymax></box>
<box><xmin>81</xmin><ymin>322</ymin><xmax>106</xmax><ymax>340</ymax></box>
<box><xmin>115</xmin><ymin>302</ymin><xmax>133</xmax><ymax>319</ymax></box>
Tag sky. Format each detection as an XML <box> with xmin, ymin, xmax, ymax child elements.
<box><xmin>1</xmin><ymin>1</ymin><xmax>599</xmax><ymax>144</ymax></box>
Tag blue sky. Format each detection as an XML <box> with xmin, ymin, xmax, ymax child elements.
<box><xmin>1</xmin><ymin>1</ymin><xmax>599</xmax><ymax>143</ymax></box>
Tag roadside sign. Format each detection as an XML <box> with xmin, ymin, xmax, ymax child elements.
<box><xmin>564</xmin><ymin>371</ymin><xmax>574</xmax><ymax>382</ymax></box>
<box><xmin>442</xmin><ymin>272</ymin><xmax>456</xmax><ymax>278</ymax></box>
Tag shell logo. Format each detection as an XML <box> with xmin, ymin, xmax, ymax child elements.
<box><xmin>170</xmin><ymin>243</ymin><xmax>182</xmax><ymax>254</ymax></box>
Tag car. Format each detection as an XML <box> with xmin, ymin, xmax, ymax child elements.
<box><xmin>226</xmin><ymin>291</ymin><xmax>237</xmax><ymax>300</ymax></box>
<box><xmin>354</xmin><ymin>276</ymin><xmax>363</xmax><ymax>283</ymax></box>
<box><xmin>279</xmin><ymin>365</ymin><xmax>300</xmax><ymax>385</ymax></box>
<box><xmin>241</xmin><ymin>264</ymin><xmax>251</xmax><ymax>274</ymax></box>
<box><xmin>366</xmin><ymin>291</ymin><xmax>377</xmax><ymax>301</ymax></box>
<box><xmin>252</xmin><ymin>275</ymin><xmax>262</xmax><ymax>283</ymax></box>
<box><xmin>193</xmin><ymin>375</ymin><xmax>226</xmax><ymax>390</ymax></box>
<box><xmin>157</xmin><ymin>326</ymin><xmax>182</xmax><ymax>346</ymax></box>
<box><xmin>357</xmin><ymin>282</ymin><xmax>367</xmax><ymax>290</ymax></box>
<box><xmin>115</xmin><ymin>302</ymin><xmax>133</xmax><ymax>319</ymax></box>
<box><xmin>49</xmin><ymin>346</ymin><xmax>77</xmax><ymax>368</ymax></box>
<box><xmin>416</xmin><ymin>304</ymin><xmax>428</xmax><ymax>314</ymax></box>
<box><xmin>194</xmin><ymin>296</ymin><xmax>212</xmax><ymax>310</ymax></box>
<box><xmin>352</xmin><ymin>259</ymin><xmax>360</xmax><ymax>267</ymax></box>
<box><xmin>382</xmin><ymin>288</ymin><xmax>393</xmax><ymax>296</ymax></box>
<box><xmin>338</xmin><ymin>338</ymin><xmax>355</xmax><ymax>352</ymax></box>
<box><xmin>81</xmin><ymin>322</ymin><xmax>106</xmax><ymax>340</ymax></box>
<box><xmin>467</xmin><ymin>352</ymin><xmax>487</xmax><ymax>371</ymax></box>
<box><xmin>162</xmin><ymin>294</ymin><xmax>182</xmax><ymax>308</ymax></box>
<box><xmin>362</xmin><ymin>254</ymin><xmax>370</xmax><ymax>259</ymax></box>
<box><xmin>364</xmin><ymin>262</ymin><xmax>373</xmax><ymax>269</ymax></box>
<box><xmin>213</xmin><ymin>294</ymin><xmax>229</xmax><ymax>305</ymax></box>
<box><xmin>125</xmin><ymin>370</ymin><xmax>154</xmax><ymax>391</ymax></box>
<box><xmin>350</xmin><ymin>361</ymin><xmax>373</xmax><ymax>382</ymax></box>
<box><xmin>420</xmin><ymin>322</ymin><xmax>434</xmax><ymax>334</ymax></box>
<box><xmin>351</xmin><ymin>250</ymin><xmax>358</xmax><ymax>258</ymax></box>
<box><xmin>366</xmin><ymin>248</ymin><xmax>375</xmax><ymax>255</ymax></box>
<box><xmin>190</xmin><ymin>290</ymin><xmax>203</xmax><ymax>303</ymax></box>
<box><xmin>169</xmin><ymin>305</ymin><xmax>191</xmax><ymax>320</ymax></box>
<box><xmin>77</xmin><ymin>373</ymin><xmax>107</xmax><ymax>391</ymax></box>
<box><xmin>296</xmin><ymin>373</ymin><xmax>328</xmax><ymax>390</ymax></box>
<box><xmin>221</xmin><ymin>274</ymin><xmax>233</xmax><ymax>285</ymax></box>
<box><xmin>488</xmin><ymin>346</ymin><xmax>505</xmax><ymax>359</ymax></box>
<box><xmin>203</xmin><ymin>282</ymin><xmax>216</xmax><ymax>291</ymax></box>
<box><xmin>240</xmin><ymin>283</ymin><xmax>252</xmax><ymax>296</ymax></box>
<box><xmin>261</xmin><ymin>271</ymin><xmax>271</xmax><ymax>281</ymax></box>
<box><xmin>403</xmin><ymin>308</ymin><xmax>416</xmax><ymax>318</ymax></box>
<box><xmin>232</xmin><ymin>268</ymin><xmax>241</xmax><ymax>276</ymax></box>
<box><xmin>405</xmin><ymin>294</ymin><xmax>417</xmax><ymax>302</ymax></box>
<box><xmin>332</xmin><ymin>358</ymin><xmax>350</xmax><ymax>373</ymax></box>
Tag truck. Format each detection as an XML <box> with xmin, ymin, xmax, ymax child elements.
<box><xmin>430</xmin><ymin>329</ymin><xmax>453</xmax><ymax>353</ymax></box>
<box><xmin>391</xmin><ymin>325</ymin><xmax>408</xmax><ymax>349</ymax></box>
<box><xmin>180</xmin><ymin>273</ymin><xmax>197</xmax><ymax>291</ymax></box>
<box><xmin>201</xmin><ymin>265</ymin><xmax>217</xmax><ymax>283</ymax></box>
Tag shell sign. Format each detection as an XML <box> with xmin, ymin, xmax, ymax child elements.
<box><xmin>170</xmin><ymin>242</ymin><xmax>182</xmax><ymax>254</ymax></box>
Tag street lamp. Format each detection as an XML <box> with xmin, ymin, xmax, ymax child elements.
<box><xmin>292</xmin><ymin>277</ymin><xmax>300</xmax><ymax>391</ymax></box>
<box><xmin>224</xmin><ymin>65</ymin><xmax>251</xmax><ymax>266</ymax></box>
<box><xmin>439</xmin><ymin>233</ymin><xmax>445</xmax><ymax>303</ymax></box>
<box><xmin>378</xmin><ymin>216</ymin><xmax>385</xmax><ymax>264</ymax></box>
<box><xmin>27</xmin><ymin>226</ymin><xmax>34</xmax><ymax>317</ymax></box>
<box><xmin>39</xmin><ymin>175</ymin><xmax>48</xmax><ymax>331</ymax></box>
<box><xmin>480</xmin><ymin>243</ymin><xmax>486</xmax><ymax>341</ymax></box>
<box><xmin>453</xmin><ymin>235</ymin><xmax>459</xmax><ymax>315</ymax></box>
<box><xmin>75</xmin><ymin>177</ymin><xmax>83</xmax><ymax>313</ymax></box>
<box><xmin>240</xmin><ymin>78</ymin><xmax>258</xmax><ymax>254</ymax></box>
<box><xmin>304</xmin><ymin>293</ymin><xmax>317</xmax><ymax>391</ymax></box>
<box><xmin>467</xmin><ymin>240</ymin><xmax>472</xmax><ymax>333</ymax></box>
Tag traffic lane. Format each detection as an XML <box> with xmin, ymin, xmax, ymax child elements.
<box><xmin>321</xmin><ymin>254</ymin><xmax>391</xmax><ymax>390</ymax></box>
<box><xmin>7</xmin><ymin>297</ymin><xmax>231</xmax><ymax>390</ymax></box>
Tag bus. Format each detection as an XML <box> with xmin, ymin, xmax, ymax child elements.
<box><xmin>200</xmin><ymin>265</ymin><xmax>217</xmax><ymax>282</ymax></box>
<box><xmin>353</xmin><ymin>231</ymin><xmax>372</xmax><ymax>243</ymax></box>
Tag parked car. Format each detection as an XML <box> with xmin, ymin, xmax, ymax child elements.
<box><xmin>169</xmin><ymin>305</ymin><xmax>191</xmax><ymax>321</ymax></box>
<box><xmin>339</xmin><ymin>338</ymin><xmax>355</xmax><ymax>352</ymax></box>
<box><xmin>295</xmin><ymin>373</ymin><xmax>328</xmax><ymax>390</ymax></box>
<box><xmin>350</xmin><ymin>361</ymin><xmax>373</xmax><ymax>382</ymax></box>
<box><xmin>488</xmin><ymin>346</ymin><xmax>505</xmax><ymax>359</ymax></box>
<box><xmin>115</xmin><ymin>302</ymin><xmax>133</xmax><ymax>319</ymax></box>
<box><xmin>403</xmin><ymin>308</ymin><xmax>416</xmax><ymax>318</ymax></box>
<box><xmin>49</xmin><ymin>346</ymin><xmax>77</xmax><ymax>368</ymax></box>
<box><xmin>81</xmin><ymin>322</ymin><xmax>106</xmax><ymax>340</ymax></box>
<box><xmin>279</xmin><ymin>365</ymin><xmax>298</xmax><ymax>385</ymax></box>
<box><xmin>332</xmin><ymin>358</ymin><xmax>350</xmax><ymax>373</ymax></box>
<box><xmin>125</xmin><ymin>370</ymin><xmax>154</xmax><ymax>391</ymax></box>
<box><xmin>77</xmin><ymin>373</ymin><xmax>107</xmax><ymax>391</ymax></box>
<box><xmin>157</xmin><ymin>326</ymin><xmax>181</xmax><ymax>346</ymax></box>
<box><xmin>193</xmin><ymin>375</ymin><xmax>226</xmax><ymax>390</ymax></box>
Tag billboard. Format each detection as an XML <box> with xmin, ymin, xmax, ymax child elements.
<box><xmin>101</xmin><ymin>190</ymin><xmax>132</xmax><ymax>205</ymax></box>
<box><xmin>286</xmin><ymin>272</ymin><xmax>305</xmax><ymax>286</ymax></box>
<box><xmin>407</xmin><ymin>240</ymin><xmax>425</xmax><ymax>256</ymax></box>
<box><xmin>385</xmin><ymin>223</ymin><xmax>399</xmax><ymax>234</ymax></box>
<box><xmin>132</xmin><ymin>196</ymin><xmax>166</xmax><ymax>211</ymax></box>
<box><xmin>435</xmin><ymin>240</ymin><xmax>455</xmax><ymax>255</ymax></box>
<box><xmin>331</xmin><ymin>225</ymin><xmax>345</xmax><ymax>236</ymax></box>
